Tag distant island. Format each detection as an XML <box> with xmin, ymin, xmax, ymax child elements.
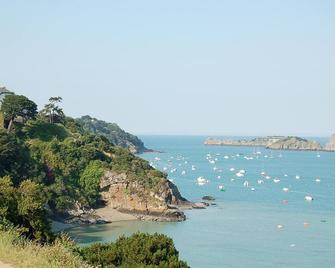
<box><xmin>205</xmin><ymin>135</ymin><xmax>335</xmax><ymax>152</ymax></box>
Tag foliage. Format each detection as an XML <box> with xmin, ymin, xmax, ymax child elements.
<box><xmin>0</xmin><ymin>177</ymin><xmax>53</xmax><ymax>242</ymax></box>
<box><xmin>0</xmin><ymin>93</ymin><xmax>187</xmax><ymax>268</ymax></box>
<box><xmin>0</xmin><ymin>94</ymin><xmax>37</xmax><ymax>131</ymax></box>
<box><xmin>40</xmin><ymin>96</ymin><xmax>65</xmax><ymax>124</ymax></box>
<box><xmin>22</xmin><ymin>120</ymin><xmax>69</xmax><ymax>141</ymax></box>
<box><xmin>0</xmin><ymin>227</ymin><xmax>86</xmax><ymax>268</ymax></box>
<box><xmin>77</xmin><ymin>115</ymin><xmax>147</xmax><ymax>153</ymax></box>
<box><xmin>79</xmin><ymin>232</ymin><xmax>189</xmax><ymax>268</ymax></box>
<box><xmin>79</xmin><ymin>160</ymin><xmax>105</xmax><ymax>206</ymax></box>
<box><xmin>0</xmin><ymin>129</ymin><xmax>40</xmax><ymax>185</ymax></box>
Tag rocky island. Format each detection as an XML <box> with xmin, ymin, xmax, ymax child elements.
<box><xmin>205</xmin><ymin>135</ymin><xmax>335</xmax><ymax>151</ymax></box>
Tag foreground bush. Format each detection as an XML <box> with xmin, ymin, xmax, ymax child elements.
<box><xmin>79</xmin><ymin>232</ymin><xmax>189</xmax><ymax>268</ymax></box>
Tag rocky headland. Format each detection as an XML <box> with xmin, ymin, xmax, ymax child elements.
<box><xmin>205</xmin><ymin>135</ymin><xmax>335</xmax><ymax>151</ymax></box>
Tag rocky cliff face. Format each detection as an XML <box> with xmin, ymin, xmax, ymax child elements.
<box><xmin>205</xmin><ymin>136</ymin><xmax>323</xmax><ymax>151</ymax></box>
<box><xmin>267</xmin><ymin>137</ymin><xmax>322</xmax><ymax>151</ymax></box>
<box><xmin>99</xmin><ymin>171</ymin><xmax>192</xmax><ymax>221</ymax></box>
<box><xmin>325</xmin><ymin>134</ymin><xmax>335</xmax><ymax>151</ymax></box>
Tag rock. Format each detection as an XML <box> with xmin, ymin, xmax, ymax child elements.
<box><xmin>192</xmin><ymin>203</ymin><xmax>207</xmax><ymax>209</ymax></box>
<box><xmin>205</xmin><ymin>136</ymin><xmax>323</xmax><ymax>151</ymax></box>
<box><xmin>99</xmin><ymin>171</ymin><xmax>193</xmax><ymax>222</ymax></box>
<box><xmin>202</xmin><ymin>195</ymin><xmax>215</xmax><ymax>201</ymax></box>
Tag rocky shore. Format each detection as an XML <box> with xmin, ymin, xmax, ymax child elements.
<box><xmin>99</xmin><ymin>171</ymin><xmax>194</xmax><ymax>222</ymax></box>
<box><xmin>205</xmin><ymin>135</ymin><xmax>335</xmax><ymax>151</ymax></box>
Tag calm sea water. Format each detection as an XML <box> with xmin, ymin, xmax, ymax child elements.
<box><xmin>68</xmin><ymin>136</ymin><xmax>335</xmax><ymax>268</ymax></box>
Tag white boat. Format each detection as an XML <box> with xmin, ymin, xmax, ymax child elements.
<box><xmin>295</xmin><ymin>175</ymin><xmax>300</xmax><ymax>180</ymax></box>
<box><xmin>304</xmin><ymin>195</ymin><xmax>313</xmax><ymax>202</ymax></box>
<box><xmin>217</xmin><ymin>175</ymin><xmax>221</xmax><ymax>179</ymax></box>
<box><xmin>282</xmin><ymin>187</ymin><xmax>289</xmax><ymax>192</ymax></box>
<box><xmin>230</xmin><ymin>168</ymin><xmax>235</xmax><ymax>172</ymax></box>
<box><xmin>265</xmin><ymin>175</ymin><xmax>271</xmax><ymax>180</ymax></box>
<box><xmin>243</xmin><ymin>181</ymin><xmax>249</xmax><ymax>187</ymax></box>
<box><xmin>315</xmin><ymin>178</ymin><xmax>321</xmax><ymax>183</ymax></box>
<box><xmin>251</xmin><ymin>187</ymin><xmax>255</xmax><ymax>191</ymax></box>
<box><xmin>181</xmin><ymin>170</ymin><xmax>186</xmax><ymax>175</ymax></box>
<box><xmin>236</xmin><ymin>172</ymin><xmax>244</xmax><ymax>178</ymax></box>
<box><xmin>196</xmin><ymin>176</ymin><xmax>208</xmax><ymax>186</ymax></box>
<box><xmin>273</xmin><ymin>178</ymin><xmax>280</xmax><ymax>183</ymax></box>
<box><xmin>191</xmin><ymin>165</ymin><xmax>196</xmax><ymax>171</ymax></box>
<box><xmin>257</xmin><ymin>179</ymin><xmax>264</xmax><ymax>184</ymax></box>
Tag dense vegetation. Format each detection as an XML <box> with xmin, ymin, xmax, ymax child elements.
<box><xmin>79</xmin><ymin>233</ymin><xmax>188</xmax><ymax>268</ymax></box>
<box><xmin>0</xmin><ymin>94</ymin><xmax>187</xmax><ymax>267</ymax></box>
<box><xmin>77</xmin><ymin>115</ymin><xmax>148</xmax><ymax>153</ymax></box>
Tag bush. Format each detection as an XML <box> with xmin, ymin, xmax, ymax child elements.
<box><xmin>79</xmin><ymin>232</ymin><xmax>189</xmax><ymax>268</ymax></box>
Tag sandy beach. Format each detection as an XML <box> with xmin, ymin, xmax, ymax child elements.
<box><xmin>52</xmin><ymin>207</ymin><xmax>137</xmax><ymax>233</ymax></box>
<box><xmin>95</xmin><ymin>207</ymin><xmax>137</xmax><ymax>222</ymax></box>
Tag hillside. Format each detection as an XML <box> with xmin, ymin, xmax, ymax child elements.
<box><xmin>0</xmin><ymin>93</ymin><xmax>189</xmax><ymax>267</ymax></box>
<box><xmin>77</xmin><ymin>115</ymin><xmax>148</xmax><ymax>154</ymax></box>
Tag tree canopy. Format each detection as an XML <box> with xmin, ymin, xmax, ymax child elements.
<box><xmin>0</xmin><ymin>94</ymin><xmax>37</xmax><ymax>131</ymax></box>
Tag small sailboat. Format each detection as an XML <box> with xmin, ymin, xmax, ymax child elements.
<box><xmin>218</xmin><ymin>185</ymin><xmax>225</xmax><ymax>192</ymax></box>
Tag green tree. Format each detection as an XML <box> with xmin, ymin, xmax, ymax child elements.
<box><xmin>0</xmin><ymin>94</ymin><xmax>37</xmax><ymax>132</ymax></box>
<box><xmin>0</xmin><ymin>130</ymin><xmax>32</xmax><ymax>184</ymax></box>
<box><xmin>0</xmin><ymin>176</ymin><xmax>17</xmax><ymax>224</ymax></box>
<box><xmin>79</xmin><ymin>232</ymin><xmax>189</xmax><ymax>268</ymax></box>
<box><xmin>40</xmin><ymin>96</ymin><xmax>64</xmax><ymax>124</ymax></box>
<box><xmin>16</xmin><ymin>180</ymin><xmax>53</xmax><ymax>242</ymax></box>
<box><xmin>79</xmin><ymin>160</ymin><xmax>105</xmax><ymax>206</ymax></box>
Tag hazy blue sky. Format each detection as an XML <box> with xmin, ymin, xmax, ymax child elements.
<box><xmin>1</xmin><ymin>0</ymin><xmax>334</xmax><ymax>136</ymax></box>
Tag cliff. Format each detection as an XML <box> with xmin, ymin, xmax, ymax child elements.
<box><xmin>205</xmin><ymin>136</ymin><xmax>323</xmax><ymax>151</ymax></box>
<box><xmin>325</xmin><ymin>133</ymin><xmax>335</xmax><ymax>151</ymax></box>
<box><xmin>77</xmin><ymin>115</ymin><xmax>148</xmax><ymax>154</ymax></box>
<box><xmin>266</xmin><ymin>136</ymin><xmax>322</xmax><ymax>151</ymax></box>
<box><xmin>99</xmin><ymin>171</ymin><xmax>191</xmax><ymax>221</ymax></box>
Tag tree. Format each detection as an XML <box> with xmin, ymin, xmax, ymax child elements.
<box><xmin>16</xmin><ymin>180</ymin><xmax>53</xmax><ymax>242</ymax></box>
<box><xmin>40</xmin><ymin>96</ymin><xmax>65</xmax><ymax>124</ymax></box>
<box><xmin>0</xmin><ymin>130</ymin><xmax>32</xmax><ymax>184</ymax></box>
<box><xmin>79</xmin><ymin>232</ymin><xmax>189</xmax><ymax>267</ymax></box>
<box><xmin>0</xmin><ymin>94</ymin><xmax>37</xmax><ymax>132</ymax></box>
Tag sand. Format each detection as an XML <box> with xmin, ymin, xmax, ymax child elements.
<box><xmin>95</xmin><ymin>207</ymin><xmax>137</xmax><ymax>222</ymax></box>
<box><xmin>52</xmin><ymin>207</ymin><xmax>137</xmax><ymax>233</ymax></box>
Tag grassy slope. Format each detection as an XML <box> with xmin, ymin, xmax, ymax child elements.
<box><xmin>0</xmin><ymin>229</ymin><xmax>86</xmax><ymax>268</ymax></box>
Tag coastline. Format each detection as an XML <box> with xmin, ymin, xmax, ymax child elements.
<box><xmin>52</xmin><ymin>207</ymin><xmax>137</xmax><ymax>233</ymax></box>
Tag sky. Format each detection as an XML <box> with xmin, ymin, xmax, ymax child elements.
<box><xmin>1</xmin><ymin>0</ymin><xmax>335</xmax><ymax>136</ymax></box>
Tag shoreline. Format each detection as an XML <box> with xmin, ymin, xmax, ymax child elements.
<box><xmin>52</xmin><ymin>207</ymin><xmax>137</xmax><ymax>233</ymax></box>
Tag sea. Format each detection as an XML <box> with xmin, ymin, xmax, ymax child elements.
<box><xmin>68</xmin><ymin>136</ymin><xmax>335</xmax><ymax>268</ymax></box>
